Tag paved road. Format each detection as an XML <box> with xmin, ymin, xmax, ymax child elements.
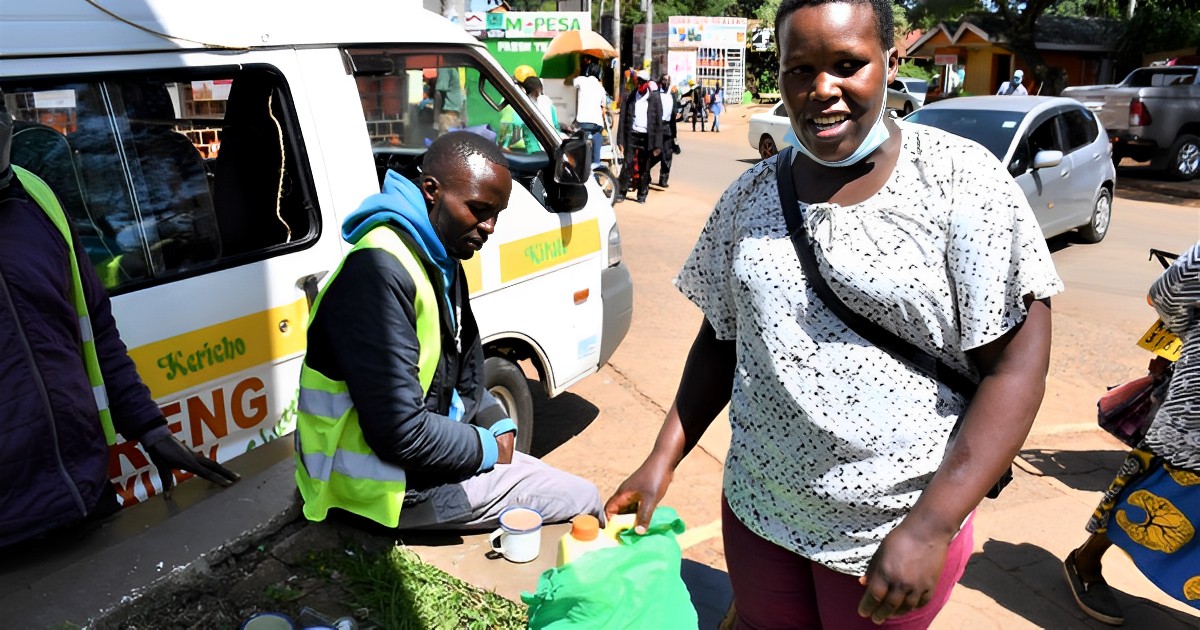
<box><xmin>527</xmin><ymin>104</ymin><xmax>1200</xmax><ymax>628</ymax></box>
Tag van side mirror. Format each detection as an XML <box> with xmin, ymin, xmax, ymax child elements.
<box><xmin>553</xmin><ymin>133</ymin><xmax>591</xmax><ymax>186</ymax></box>
<box><xmin>1032</xmin><ymin>149</ymin><xmax>1063</xmax><ymax>169</ymax></box>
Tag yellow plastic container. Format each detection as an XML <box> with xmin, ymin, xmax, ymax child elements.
<box><xmin>555</xmin><ymin>513</ymin><xmax>638</xmax><ymax>566</ymax></box>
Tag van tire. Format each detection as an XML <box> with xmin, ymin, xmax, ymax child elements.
<box><xmin>484</xmin><ymin>356</ymin><xmax>534</xmax><ymax>453</ymax></box>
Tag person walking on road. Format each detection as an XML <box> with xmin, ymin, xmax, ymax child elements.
<box><xmin>615</xmin><ymin>69</ymin><xmax>663</xmax><ymax>204</ymax></box>
<box><xmin>293</xmin><ymin>132</ymin><xmax>601</xmax><ymax>532</ymax></box>
<box><xmin>689</xmin><ymin>80</ymin><xmax>708</xmax><ymax>132</ymax></box>
<box><xmin>605</xmin><ymin>0</ymin><xmax>1062</xmax><ymax>626</ymax></box>
<box><xmin>1063</xmin><ymin>240</ymin><xmax>1200</xmax><ymax>625</ymax></box>
<box><xmin>651</xmin><ymin>74</ymin><xmax>679</xmax><ymax>188</ymax></box>
<box><xmin>0</xmin><ymin>90</ymin><xmax>239</xmax><ymax>551</ymax></box>
<box><xmin>708</xmin><ymin>81</ymin><xmax>725</xmax><ymax>132</ymax></box>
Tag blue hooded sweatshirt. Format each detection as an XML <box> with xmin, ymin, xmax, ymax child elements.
<box><xmin>338</xmin><ymin>170</ymin><xmax>515</xmax><ymax>470</ymax></box>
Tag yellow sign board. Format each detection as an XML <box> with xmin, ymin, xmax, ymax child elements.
<box><xmin>1137</xmin><ymin>318</ymin><xmax>1182</xmax><ymax>361</ymax></box>
<box><xmin>499</xmin><ymin>218</ymin><xmax>600</xmax><ymax>283</ymax></box>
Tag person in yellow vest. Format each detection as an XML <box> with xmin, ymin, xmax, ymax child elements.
<box><xmin>0</xmin><ymin>89</ymin><xmax>239</xmax><ymax>550</ymax></box>
<box><xmin>294</xmin><ymin>131</ymin><xmax>601</xmax><ymax>530</ymax></box>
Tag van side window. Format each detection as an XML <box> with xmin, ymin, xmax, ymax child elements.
<box><xmin>3</xmin><ymin>69</ymin><xmax>316</xmax><ymax>294</ymax></box>
<box><xmin>346</xmin><ymin>49</ymin><xmax>553</xmax><ymax>188</ymax></box>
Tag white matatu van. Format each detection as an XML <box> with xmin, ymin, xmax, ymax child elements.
<box><xmin>1</xmin><ymin>0</ymin><xmax>632</xmax><ymax>508</ymax></box>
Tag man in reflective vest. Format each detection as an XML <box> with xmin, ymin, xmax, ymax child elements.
<box><xmin>0</xmin><ymin>89</ymin><xmax>239</xmax><ymax>550</ymax></box>
<box><xmin>294</xmin><ymin>132</ymin><xmax>601</xmax><ymax>530</ymax></box>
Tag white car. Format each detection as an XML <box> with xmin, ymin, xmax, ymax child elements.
<box><xmin>886</xmin><ymin>79</ymin><xmax>923</xmax><ymax>116</ymax></box>
<box><xmin>894</xmin><ymin>77</ymin><xmax>929</xmax><ymax>107</ymax></box>
<box><xmin>906</xmin><ymin>96</ymin><xmax>1117</xmax><ymax>243</ymax></box>
<box><xmin>747</xmin><ymin>102</ymin><xmax>793</xmax><ymax>159</ymax></box>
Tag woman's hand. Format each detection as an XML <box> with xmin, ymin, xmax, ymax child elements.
<box><xmin>604</xmin><ymin>454</ymin><xmax>675</xmax><ymax>534</ymax></box>
<box><xmin>856</xmin><ymin>520</ymin><xmax>953</xmax><ymax>624</ymax></box>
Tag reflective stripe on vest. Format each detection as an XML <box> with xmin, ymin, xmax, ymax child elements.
<box><xmin>12</xmin><ymin>165</ymin><xmax>117</xmax><ymax>445</ymax></box>
<box><xmin>293</xmin><ymin>225</ymin><xmax>442</xmax><ymax>528</ymax></box>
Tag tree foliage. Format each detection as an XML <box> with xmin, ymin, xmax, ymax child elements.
<box><xmin>1117</xmin><ymin>0</ymin><xmax>1200</xmax><ymax>68</ymax></box>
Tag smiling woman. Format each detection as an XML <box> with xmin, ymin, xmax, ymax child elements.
<box><xmin>604</xmin><ymin>0</ymin><xmax>1066</xmax><ymax>627</ymax></box>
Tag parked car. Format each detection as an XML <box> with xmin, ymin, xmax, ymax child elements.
<box><xmin>906</xmin><ymin>96</ymin><xmax>1116</xmax><ymax>243</ymax></box>
<box><xmin>895</xmin><ymin>77</ymin><xmax>929</xmax><ymax>107</ymax></box>
<box><xmin>887</xmin><ymin>78</ymin><xmax>924</xmax><ymax>115</ymax></box>
<box><xmin>748</xmin><ymin>101</ymin><xmax>793</xmax><ymax>159</ymax></box>
<box><xmin>1062</xmin><ymin>66</ymin><xmax>1200</xmax><ymax>179</ymax></box>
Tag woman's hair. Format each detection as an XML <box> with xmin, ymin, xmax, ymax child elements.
<box><xmin>774</xmin><ymin>0</ymin><xmax>894</xmax><ymax>54</ymax></box>
<box><xmin>583</xmin><ymin>61</ymin><xmax>602</xmax><ymax>78</ymax></box>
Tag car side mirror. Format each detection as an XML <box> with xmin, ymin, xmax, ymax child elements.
<box><xmin>1032</xmin><ymin>149</ymin><xmax>1063</xmax><ymax>169</ymax></box>
<box><xmin>553</xmin><ymin>132</ymin><xmax>591</xmax><ymax>186</ymax></box>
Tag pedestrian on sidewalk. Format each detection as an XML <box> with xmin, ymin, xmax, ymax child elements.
<box><xmin>615</xmin><ymin>69</ymin><xmax>663</xmax><ymax>204</ymax></box>
<box><xmin>708</xmin><ymin>81</ymin><xmax>725</xmax><ymax>132</ymax></box>
<box><xmin>604</xmin><ymin>0</ymin><xmax>1063</xmax><ymax>627</ymax></box>
<box><xmin>1063</xmin><ymin>239</ymin><xmax>1200</xmax><ymax>626</ymax></box>
<box><xmin>293</xmin><ymin>132</ymin><xmax>601</xmax><ymax>532</ymax></box>
<box><xmin>573</xmin><ymin>58</ymin><xmax>608</xmax><ymax>170</ymax></box>
<box><xmin>0</xmin><ymin>90</ymin><xmax>239</xmax><ymax>551</ymax></box>
<box><xmin>650</xmin><ymin>73</ymin><xmax>679</xmax><ymax>188</ymax></box>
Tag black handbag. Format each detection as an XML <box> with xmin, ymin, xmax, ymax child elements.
<box><xmin>774</xmin><ymin>147</ymin><xmax>1011</xmax><ymax>499</ymax></box>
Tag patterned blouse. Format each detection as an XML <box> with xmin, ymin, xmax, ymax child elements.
<box><xmin>675</xmin><ymin>121</ymin><xmax>1064</xmax><ymax>575</ymax></box>
<box><xmin>1144</xmin><ymin>241</ymin><xmax>1200</xmax><ymax>470</ymax></box>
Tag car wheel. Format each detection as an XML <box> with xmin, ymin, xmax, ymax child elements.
<box><xmin>593</xmin><ymin>166</ymin><xmax>617</xmax><ymax>206</ymax></box>
<box><xmin>759</xmin><ymin>134</ymin><xmax>778</xmax><ymax>160</ymax></box>
<box><xmin>1078</xmin><ymin>187</ymin><xmax>1112</xmax><ymax>244</ymax></box>
<box><xmin>484</xmin><ymin>356</ymin><xmax>533</xmax><ymax>453</ymax></box>
<box><xmin>902</xmin><ymin>102</ymin><xmax>913</xmax><ymax>116</ymax></box>
<box><xmin>1166</xmin><ymin>134</ymin><xmax>1200</xmax><ymax>180</ymax></box>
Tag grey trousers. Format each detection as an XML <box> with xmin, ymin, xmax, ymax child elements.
<box><xmin>396</xmin><ymin>452</ymin><xmax>603</xmax><ymax>531</ymax></box>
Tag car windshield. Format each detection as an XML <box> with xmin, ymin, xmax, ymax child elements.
<box><xmin>905</xmin><ymin>108</ymin><xmax>1023</xmax><ymax>160</ymax></box>
<box><xmin>900</xmin><ymin>78</ymin><xmax>928</xmax><ymax>94</ymax></box>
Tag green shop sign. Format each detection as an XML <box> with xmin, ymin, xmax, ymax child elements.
<box><xmin>485</xmin><ymin>11</ymin><xmax>589</xmax><ymax>39</ymax></box>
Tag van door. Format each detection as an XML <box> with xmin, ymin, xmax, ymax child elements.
<box><xmin>335</xmin><ymin>48</ymin><xmax>607</xmax><ymax>397</ymax></box>
<box><xmin>3</xmin><ymin>51</ymin><xmax>342</xmax><ymax>506</ymax></box>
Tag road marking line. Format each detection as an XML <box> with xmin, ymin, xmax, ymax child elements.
<box><xmin>677</xmin><ymin>518</ymin><xmax>722</xmax><ymax>550</ymax></box>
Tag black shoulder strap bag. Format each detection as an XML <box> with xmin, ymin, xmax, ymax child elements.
<box><xmin>774</xmin><ymin>147</ymin><xmax>1011</xmax><ymax>499</ymax></box>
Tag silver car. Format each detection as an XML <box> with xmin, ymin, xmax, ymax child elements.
<box><xmin>905</xmin><ymin>96</ymin><xmax>1117</xmax><ymax>243</ymax></box>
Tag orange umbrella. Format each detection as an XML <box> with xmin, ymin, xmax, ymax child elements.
<box><xmin>542</xmin><ymin>29</ymin><xmax>617</xmax><ymax>60</ymax></box>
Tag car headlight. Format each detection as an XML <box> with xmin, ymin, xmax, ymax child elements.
<box><xmin>607</xmin><ymin>223</ymin><xmax>623</xmax><ymax>267</ymax></box>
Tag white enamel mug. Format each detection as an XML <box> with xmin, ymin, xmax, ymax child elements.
<box><xmin>489</xmin><ymin>506</ymin><xmax>543</xmax><ymax>563</ymax></box>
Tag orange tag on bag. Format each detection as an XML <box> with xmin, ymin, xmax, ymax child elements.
<box><xmin>1137</xmin><ymin>319</ymin><xmax>1182</xmax><ymax>361</ymax></box>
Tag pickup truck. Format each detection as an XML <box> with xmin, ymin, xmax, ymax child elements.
<box><xmin>1063</xmin><ymin>66</ymin><xmax>1200</xmax><ymax>180</ymax></box>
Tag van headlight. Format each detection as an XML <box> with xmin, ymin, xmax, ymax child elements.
<box><xmin>607</xmin><ymin>223</ymin><xmax>623</xmax><ymax>267</ymax></box>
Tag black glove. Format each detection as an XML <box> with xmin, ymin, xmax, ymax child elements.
<box><xmin>144</xmin><ymin>432</ymin><xmax>240</xmax><ymax>499</ymax></box>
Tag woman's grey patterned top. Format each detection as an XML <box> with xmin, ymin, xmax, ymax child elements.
<box><xmin>1145</xmin><ymin>241</ymin><xmax>1200</xmax><ymax>470</ymax></box>
<box><xmin>675</xmin><ymin>121</ymin><xmax>1063</xmax><ymax>575</ymax></box>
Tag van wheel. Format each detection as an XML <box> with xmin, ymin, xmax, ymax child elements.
<box><xmin>1078</xmin><ymin>187</ymin><xmax>1112</xmax><ymax>244</ymax></box>
<box><xmin>593</xmin><ymin>167</ymin><xmax>618</xmax><ymax>205</ymax></box>
<box><xmin>1166</xmin><ymin>134</ymin><xmax>1200</xmax><ymax>180</ymax></box>
<box><xmin>484</xmin><ymin>356</ymin><xmax>533</xmax><ymax>453</ymax></box>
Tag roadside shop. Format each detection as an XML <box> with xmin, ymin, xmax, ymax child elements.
<box><xmin>633</xmin><ymin>15</ymin><xmax>747</xmax><ymax>102</ymax></box>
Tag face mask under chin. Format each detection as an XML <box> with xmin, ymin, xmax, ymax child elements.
<box><xmin>785</xmin><ymin>54</ymin><xmax>892</xmax><ymax>168</ymax></box>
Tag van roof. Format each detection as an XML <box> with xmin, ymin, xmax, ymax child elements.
<box><xmin>0</xmin><ymin>0</ymin><xmax>478</xmax><ymax>59</ymax></box>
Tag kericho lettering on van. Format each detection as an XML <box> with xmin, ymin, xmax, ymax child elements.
<box><xmin>156</xmin><ymin>336</ymin><xmax>248</xmax><ymax>381</ymax></box>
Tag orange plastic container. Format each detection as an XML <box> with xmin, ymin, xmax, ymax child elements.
<box><xmin>555</xmin><ymin>513</ymin><xmax>637</xmax><ymax>566</ymax></box>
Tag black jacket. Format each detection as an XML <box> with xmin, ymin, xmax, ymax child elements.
<box><xmin>304</xmin><ymin>229</ymin><xmax>508</xmax><ymax>487</ymax></box>
<box><xmin>617</xmin><ymin>88</ymin><xmax>665</xmax><ymax>152</ymax></box>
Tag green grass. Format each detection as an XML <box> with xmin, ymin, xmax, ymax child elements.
<box><xmin>312</xmin><ymin>545</ymin><xmax>526</xmax><ymax>630</ymax></box>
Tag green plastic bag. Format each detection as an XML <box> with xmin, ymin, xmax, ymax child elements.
<box><xmin>522</xmin><ymin>507</ymin><xmax>698</xmax><ymax>629</ymax></box>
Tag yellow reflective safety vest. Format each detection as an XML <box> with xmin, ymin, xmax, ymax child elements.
<box><xmin>12</xmin><ymin>165</ymin><xmax>117</xmax><ymax>445</ymax></box>
<box><xmin>294</xmin><ymin>225</ymin><xmax>441</xmax><ymax>527</ymax></box>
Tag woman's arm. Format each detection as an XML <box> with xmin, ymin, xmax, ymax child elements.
<box><xmin>604</xmin><ymin>318</ymin><xmax>736</xmax><ymax>532</ymax></box>
<box><xmin>859</xmin><ymin>295</ymin><xmax>1052</xmax><ymax>623</ymax></box>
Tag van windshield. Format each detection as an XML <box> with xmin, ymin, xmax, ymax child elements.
<box><xmin>346</xmin><ymin>49</ymin><xmax>559</xmax><ymax>185</ymax></box>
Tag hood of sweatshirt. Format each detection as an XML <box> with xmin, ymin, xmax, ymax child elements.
<box><xmin>341</xmin><ymin>170</ymin><xmax>457</xmax><ymax>304</ymax></box>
